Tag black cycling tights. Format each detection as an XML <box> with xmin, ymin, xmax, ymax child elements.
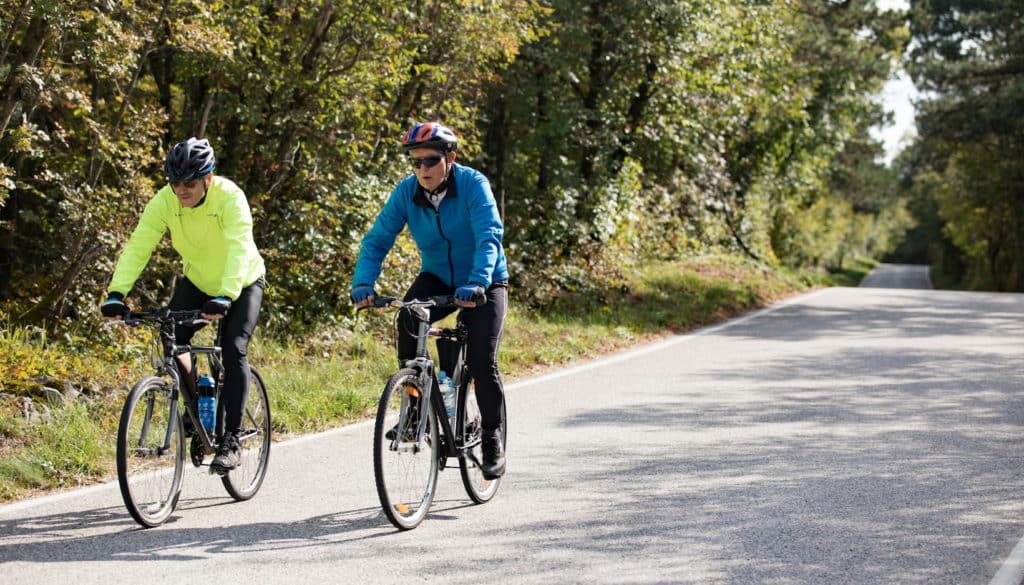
<box><xmin>397</xmin><ymin>272</ymin><xmax>508</xmax><ymax>436</ymax></box>
<box><xmin>170</xmin><ymin>276</ymin><xmax>265</xmax><ymax>435</ymax></box>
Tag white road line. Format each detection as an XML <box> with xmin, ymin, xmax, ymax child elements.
<box><xmin>990</xmin><ymin>538</ymin><xmax>1024</xmax><ymax>585</ymax></box>
<box><xmin>0</xmin><ymin>286</ymin><xmax>833</xmax><ymax>516</ymax></box>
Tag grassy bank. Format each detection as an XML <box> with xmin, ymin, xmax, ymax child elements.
<box><xmin>826</xmin><ymin>257</ymin><xmax>878</xmax><ymax>288</ymax></box>
<box><xmin>0</xmin><ymin>254</ymin><xmax>837</xmax><ymax>503</ymax></box>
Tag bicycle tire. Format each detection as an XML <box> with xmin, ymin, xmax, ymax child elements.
<box><xmin>222</xmin><ymin>366</ymin><xmax>272</xmax><ymax>500</ymax></box>
<box><xmin>373</xmin><ymin>368</ymin><xmax>439</xmax><ymax>530</ymax></box>
<box><xmin>116</xmin><ymin>376</ymin><xmax>185</xmax><ymax>528</ymax></box>
<box><xmin>459</xmin><ymin>378</ymin><xmax>506</xmax><ymax>503</ymax></box>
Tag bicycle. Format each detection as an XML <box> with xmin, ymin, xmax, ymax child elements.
<box><xmin>361</xmin><ymin>295</ymin><xmax>506</xmax><ymax>530</ymax></box>
<box><xmin>113</xmin><ymin>308</ymin><xmax>271</xmax><ymax>528</ymax></box>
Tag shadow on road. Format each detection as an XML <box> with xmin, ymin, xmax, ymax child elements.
<box><xmin>535</xmin><ymin>315</ymin><xmax>1024</xmax><ymax>583</ymax></box>
<box><xmin>0</xmin><ymin>500</ymin><xmax>396</xmax><ymax>562</ymax></box>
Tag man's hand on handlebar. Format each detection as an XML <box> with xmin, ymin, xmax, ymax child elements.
<box><xmin>351</xmin><ymin>285</ymin><xmax>376</xmax><ymax>309</ymax></box>
<box><xmin>454</xmin><ymin>284</ymin><xmax>485</xmax><ymax>308</ymax></box>
<box><xmin>201</xmin><ymin>296</ymin><xmax>231</xmax><ymax>320</ymax></box>
<box><xmin>101</xmin><ymin>292</ymin><xmax>129</xmax><ymax>321</ymax></box>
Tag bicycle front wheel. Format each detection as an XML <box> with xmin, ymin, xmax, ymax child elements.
<box><xmin>222</xmin><ymin>366</ymin><xmax>272</xmax><ymax>500</ymax></box>
<box><xmin>373</xmin><ymin>368</ymin><xmax>439</xmax><ymax>530</ymax></box>
<box><xmin>459</xmin><ymin>379</ymin><xmax>505</xmax><ymax>503</ymax></box>
<box><xmin>117</xmin><ymin>376</ymin><xmax>185</xmax><ymax>528</ymax></box>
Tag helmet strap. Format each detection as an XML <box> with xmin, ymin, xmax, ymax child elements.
<box><xmin>424</xmin><ymin>155</ymin><xmax>453</xmax><ymax>196</ymax></box>
<box><xmin>194</xmin><ymin>174</ymin><xmax>212</xmax><ymax>207</ymax></box>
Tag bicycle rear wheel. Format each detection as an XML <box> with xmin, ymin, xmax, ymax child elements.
<box><xmin>117</xmin><ymin>376</ymin><xmax>185</xmax><ymax>528</ymax></box>
<box><xmin>459</xmin><ymin>379</ymin><xmax>505</xmax><ymax>503</ymax></box>
<box><xmin>222</xmin><ymin>367</ymin><xmax>271</xmax><ymax>500</ymax></box>
<box><xmin>373</xmin><ymin>368</ymin><xmax>439</xmax><ymax>530</ymax></box>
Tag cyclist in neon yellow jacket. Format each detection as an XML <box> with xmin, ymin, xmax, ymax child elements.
<box><xmin>102</xmin><ymin>137</ymin><xmax>266</xmax><ymax>475</ymax></box>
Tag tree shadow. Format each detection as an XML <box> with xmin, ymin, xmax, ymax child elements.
<box><xmin>0</xmin><ymin>493</ymin><xmax>484</xmax><ymax>563</ymax></box>
<box><xmin>528</xmin><ymin>336</ymin><xmax>1024</xmax><ymax>582</ymax></box>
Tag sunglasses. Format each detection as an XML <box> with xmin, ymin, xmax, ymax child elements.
<box><xmin>170</xmin><ymin>179</ymin><xmax>200</xmax><ymax>189</ymax></box>
<box><xmin>409</xmin><ymin>155</ymin><xmax>444</xmax><ymax>169</ymax></box>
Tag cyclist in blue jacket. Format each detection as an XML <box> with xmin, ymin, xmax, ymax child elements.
<box><xmin>352</xmin><ymin>122</ymin><xmax>509</xmax><ymax>479</ymax></box>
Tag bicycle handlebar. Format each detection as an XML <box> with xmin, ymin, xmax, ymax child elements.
<box><xmin>357</xmin><ymin>294</ymin><xmax>484</xmax><ymax>312</ymax></box>
<box><xmin>114</xmin><ymin>308</ymin><xmax>210</xmax><ymax>328</ymax></box>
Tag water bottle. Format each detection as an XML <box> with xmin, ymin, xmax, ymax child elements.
<box><xmin>197</xmin><ymin>373</ymin><xmax>217</xmax><ymax>431</ymax></box>
<box><xmin>438</xmin><ymin>370</ymin><xmax>456</xmax><ymax>420</ymax></box>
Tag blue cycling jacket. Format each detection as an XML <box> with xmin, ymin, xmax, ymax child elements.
<box><xmin>353</xmin><ymin>163</ymin><xmax>509</xmax><ymax>290</ymax></box>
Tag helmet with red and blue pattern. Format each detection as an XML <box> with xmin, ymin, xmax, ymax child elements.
<box><xmin>401</xmin><ymin>122</ymin><xmax>458</xmax><ymax>153</ymax></box>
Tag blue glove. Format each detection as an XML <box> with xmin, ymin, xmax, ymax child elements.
<box><xmin>202</xmin><ymin>296</ymin><xmax>231</xmax><ymax>317</ymax></box>
<box><xmin>351</xmin><ymin>285</ymin><xmax>375</xmax><ymax>303</ymax></box>
<box><xmin>100</xmin><ymin>292</ymin><xmax>129</xmax><ymax>318</ymax></box>
<box><xmin>454</xmin><ymin>284</ymin><xmax>485</xmax><ymax>304</ymax></box>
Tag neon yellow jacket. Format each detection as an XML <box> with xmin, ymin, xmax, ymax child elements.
<box><xmin>108</xmin><ymin>176</ymin><xmax>265</xmax><ymax>300</ymax></box>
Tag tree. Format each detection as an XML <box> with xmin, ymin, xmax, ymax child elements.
<box><xmin>906</xmin><ymin>0</ymin><xmax>1024</xmax><ymax>290</ymax></box>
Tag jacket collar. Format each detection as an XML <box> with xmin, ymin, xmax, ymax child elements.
<box><xmin>413</xmin><ymin>164</ymin><xmax>459</xmax><ymax>208</ymax></box>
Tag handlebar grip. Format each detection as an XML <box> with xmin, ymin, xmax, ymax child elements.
<box><xmin>374</xmin><ymin>296</ymin><xmax>398</xmax><ymax>308</ymax></box>
<box><xmin>435</xmin><ymin>293</ymin><xmax>486</xmax><ymax>307</ymax></box>
<box><xmin>356</xmin><ymin>296</ymin><xmax>398</xmax><ymax>312</ymax></box>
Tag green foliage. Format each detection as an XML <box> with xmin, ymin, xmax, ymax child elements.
<box><xmin>1</xmin><ymin>0</ymin><xmax>912</xmax><ymax>318</ymax></box>
<box><xmin>826</xmin><ymin>257</ymin><xmax>878</xmax><ymax>288</ymax></box>
<box><xmin>0</xmin><ymin>0</ymin><xmax>547</xmax><ymax>332</ymax></box>
<box><xmin>0</xmin><ymin>315</ymin><xmax>88</xmax><ymax>394</ymax></box>
<box><xmin>481</xmin><ymin>0</ymin><xmax>906</xmax><ymax>299</ymax></box>
<box><xmin>904</xmin><ymin>0</ymin><xmax>1024</xmax><ymax>291</ymax></box>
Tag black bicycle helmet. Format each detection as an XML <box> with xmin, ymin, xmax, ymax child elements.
<box><xmin>165</xmin><ymin>137</ymin><xmax>216</xmax><ymax>182</ymax></box>
<box><xmin>402</xmin><ymin>122</ymin><xmax>458</xmax><ymax>153</ymax></box>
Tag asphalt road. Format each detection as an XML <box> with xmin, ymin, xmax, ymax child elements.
<box><xmin>2</xmin><ymin>277</ymin><xmax>1023</xmax><ymax>584</ymax></box>
<box><xmin>860</xmin><ymin>263</ymin><xmax>933</xmax><ymax>289</ymax></box>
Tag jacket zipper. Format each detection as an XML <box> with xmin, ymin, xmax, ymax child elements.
<box><xmin>433</xmin><ymin>207</ymin><xmax>455</xmax><ymax>287</ymax></box>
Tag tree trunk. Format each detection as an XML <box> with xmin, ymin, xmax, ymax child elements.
<box><xmin>482</xmin><ymin>93</ymin><xmax>508</xmax><ymax>219</ymax></box>
<box><xmin>17</xmin><ymin>242</ymin><xmax>105</xmax><ymax>325</ymax></box>
<box><xmin>0</xmin><ymin>0</ymin><xmax>32</xmax><ymax>73</ymax></box>
<box><xmin>0</xmin><ymin>15</ymin><xmax>49</xmax><ymax>142</ymax></box>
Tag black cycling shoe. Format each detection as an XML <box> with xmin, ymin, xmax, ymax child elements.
<box><xmin>385</xmin><ymin>417</ymin><xmax>428</xmax><ymax>442</ymax></box>
<box><xmin>210</xmin><ymin>433</ymin><xmax>241</xmax><ymax>475</ymax></box>
<box><xmin>386</xmin><ymin>402</ymin><xmax>422</xmax><ymax>442</ymax></box>
<box><xmin>480</xmin><ymin>433</ymin><xmax>505</xmax><ymax>480</ymax></box>
<box><xmin>385</xmin><ymin>424</ymin><xmax>417</xmax><ymax>442</ymax></box>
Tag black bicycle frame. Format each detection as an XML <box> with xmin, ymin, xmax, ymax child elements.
<box><xmin>148</xmin><ymin>310</ymin><xmax>224</xmax><ymax>454</ymax></box>
<box><xmin>402</xmin><ymin>305</ymin><xmax>473</xmax><ymax>461</ymax></box>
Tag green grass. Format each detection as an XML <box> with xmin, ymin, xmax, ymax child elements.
<box><xmin>826</xmin><ymin>257</ymin><xmax>878</xmax><ymax>287</ymax></box>
<box><xmin>0</xmin><ymin>404</ymin><xmax>110</xmax><ymax>500</ymax></box>
<box><xmin>0</xmin><ymin>253</ymin><xmax>821</xmax><ymax>502</ymax></box>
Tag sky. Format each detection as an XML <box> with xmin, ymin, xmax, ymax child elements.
<box><xmin>871</xmin><ymin>0</ymin><xmax>918</xmax><ymax>164</ymax></box>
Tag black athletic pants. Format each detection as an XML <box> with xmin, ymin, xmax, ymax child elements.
<box><xmin>397</xmin><ymin>272</ymin><xmax>508</xmax><ymax>437</ymax></box>
<box><xmin>170</xmin><ymin>276</ymin><xmax>265</xmax><ymax>435</ymax></box>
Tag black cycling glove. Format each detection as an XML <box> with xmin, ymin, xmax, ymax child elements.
<box><xmin>202</xmin><ymin>296</ymin><xmax>231</xmax><ymax>317</ymax></box>
<box><xmin>100</xmin><ymin>292</ymin><xmax>129</xmax><ymax>318</ymax></box>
